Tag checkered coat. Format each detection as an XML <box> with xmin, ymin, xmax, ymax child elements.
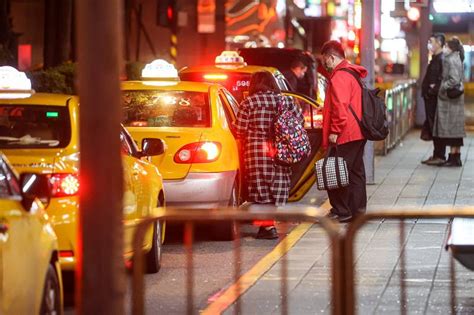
<box><xmin>433</xmin><ymin>51</ymin><xmax>466</xmax><ymax>138</ymax></box>
<box><xmin>234</xmin><ymin>91</ymin><xmax>303</xmax><ymax>206</ymax></box>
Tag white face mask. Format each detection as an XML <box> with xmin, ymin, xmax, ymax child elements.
<box><xmin>427</xmin><ymin>43</ymin><xmax>433</xmax><ymax>52</ymax></box>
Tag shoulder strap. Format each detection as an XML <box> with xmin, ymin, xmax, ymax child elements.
<box><xmin>339</xmin><ymin>68</ymin><xmax>363</xmax><ymax>89</ymax></box>
<box><xmin>338</xmin><ymin>68</ymin><xmax>363</xmax><ymax>125</ymax></box>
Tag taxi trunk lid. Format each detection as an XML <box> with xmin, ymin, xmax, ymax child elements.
<box><xmin>126</xmin><ymin>127</ymin><xmax>202</xmax><ymax>180</ymax></box>
<box><xmin>2</xmin><ymin>148</ymin><xmax>79</xmax><ymax>174</ymax></box>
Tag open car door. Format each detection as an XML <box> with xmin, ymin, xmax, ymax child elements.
<box><xmin>282</xmin><ymin>91</ymin><xmax>326</xmax><ymax>202</ymax></box>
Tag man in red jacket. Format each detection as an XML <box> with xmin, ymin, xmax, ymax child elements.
<box><xmin>320</xmin><ymin>40</ymin><xmax>367</xmax><ymax>223</ymax></box>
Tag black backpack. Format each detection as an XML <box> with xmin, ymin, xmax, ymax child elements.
<box><xmin>341</xmin><ymin>69</ymin><xmax>389</xmax><ymax>141</ymax></box>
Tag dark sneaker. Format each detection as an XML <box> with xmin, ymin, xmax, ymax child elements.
<box><xmin>421</xmin><ymin>156</ymin><xmax>435</xmax><ymax>164</ymax></box>
<box><xmin>338</xmin><ymin>215</ymin><xmax>353</xmax><ymax>223</ymax></box>
<box><xmin>440</xmin><ymin>154</ymin><xmax>462</xmax><ymax>167</ymax></box>
<box><xmin>325</xmin><ymin>212</ymin><xmax>340</xmax><ymax>220</ymax></box>
<box><xmin>425</xmin><ymin>157</ymin><xmax>446</xmax><ymax>166</ymax></box>
<box><xmin>256</xmin><ymin>226</ymin><xmax>278</xmax><ymax>239</ymax></box>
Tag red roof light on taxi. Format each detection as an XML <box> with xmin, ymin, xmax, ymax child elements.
<box><xmin>50</xmin><ymin>173</ymin><xmax>80</xmax><ymax>197</ymax></box>
<box><xmin>203</xmin><ymin>74</ymin><xmax>228</xmax><ymax>81</ymax></box>
<box><xmin>174</xmin><ymin>142</ymin><xmax>221</xmax><ymax>164</ymax></box>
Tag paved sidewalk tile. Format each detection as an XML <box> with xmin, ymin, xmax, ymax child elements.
<box><xmin>228</xmin><ymin>131</ymin><xmax>474</xmax><ymax>314</ymax></box>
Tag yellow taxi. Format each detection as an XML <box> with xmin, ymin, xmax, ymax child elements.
<box><xmin>179</xmin><ymin>51</ymin><xmax>290</xmax><ymax>103</ymax></box>
<box><xmin>121</xmin><ymin>60</ymin><xmax>326</xmax><ymax>239</ymax></box>
<box><xmin>0</xmin><ymin>66</ymin><xmax>166</xmax><ymax>273</ymax></box>
<box><xmin>0</xmin><ymin>153</ymin><xmax>63</xmax><ymax>314</ymax></box>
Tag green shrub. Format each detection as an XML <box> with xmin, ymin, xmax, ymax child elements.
<box><xmin>125</xmin><ymin>61</ymin><xmax>146</xmax><ymax>80</ymax></box>
<box><xmin>28</xmin><ymin>61</ymin><xmax>149</xmax><ymax>94</ymax></box>
<box><xmin>28</xmin><ymin>62</ymin><xmax>77</xmax><ymax>94</ymax></box>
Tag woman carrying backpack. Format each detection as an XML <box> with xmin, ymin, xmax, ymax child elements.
<box><xmin>234</xmin><ymin>71</ymin><xmax>304</xmax><ymax>239</ymax></box>
<box><xmin>433</xmin><ymin>37</ymin><xmax>466</xmax><ymax>167</ymax></box>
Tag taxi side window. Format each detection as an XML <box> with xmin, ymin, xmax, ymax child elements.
<box><xmin>4</xmin><ymin>164</ymin><xmax>20</xmax><ymax>195</ymax></box>
<box><xmin>276</xmin><ymin>75</ymin><xmax>290</xmax><ymax>91</ymax></box>
<box><xmin>222</xmin><ymin>89</ymin><xmax>239</xmax><ymax>115</ymax></box>
<box><xmin>120</xmin><ymin>132</ymin><xmax>133</xmax><ymax>156</ymax></box>
<box><xmin>120</xmin><ymin>129</ymin><xmax>140</xmax><ymax>157</ymax></box>
<box><xmin>218</xmin><ymin>91</ymin><xmax>235</xmax><ymax>127</ymax></box>
<box><xmin>0</xmin><ymin>166</ymin><xmax>10</xmax><ymax>197</ymax></box>
<box><xmin>0</xmin><ymin>161</ymin><xmax>18</xmax><ymax>197</ymax></box>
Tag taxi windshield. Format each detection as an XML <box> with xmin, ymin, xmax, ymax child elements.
<box><xmin>122</xmin><ymin>90</ymin><xmax>211</xmax><ymax>128</ymax></box>
<box><xmin>179</xmin><ymin>72</ymin><xmax>251</xmax><ymax>103</ymax></box>
<box><xmin>0</xmin><ymin>104</ymin><xmax>71</xmax><ymax>149</ymax></box>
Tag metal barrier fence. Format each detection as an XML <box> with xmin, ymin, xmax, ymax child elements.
<box><xmin>342</xmin><ymin>208</ymin><xmax>474</xmax><ymax>315</ymax></box>
<box><xmin>130</xmin><ymin>207</ymin><xmax>474</xmax><ymax>314</ymax></box>
<box><xmin>130</xmin><ymin>208</ymin><xmax>341</xmax><ymax>315</ymax></box>
<box><xmin>379</xmin><ymin>80</ymin><xmax>418</xmax><ymax>155</ymax></box>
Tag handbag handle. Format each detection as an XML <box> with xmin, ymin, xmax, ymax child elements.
<box><xmin>321</xmin><ymin>144</ymin><xmax>343</xmax><ymax>189</ymax></box>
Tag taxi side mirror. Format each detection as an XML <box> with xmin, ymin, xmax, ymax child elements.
<box><xmin>19</xmin><ymin>173</ymin><xmax>51</xmax><ymax>210</ymax></box>
<box><xmin>141</xmin><ymin>138</ymin><xmax>166</xmax><ymax>157</ymax></box>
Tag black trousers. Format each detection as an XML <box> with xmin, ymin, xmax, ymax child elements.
<box><xmin>423</xmin><ymin>97</ymin><xmax>446</xmax><ymax>159</ymax></box>
<box><xmin>328</xmin><ymin>140</ymin><xmax>367</xmax><ymax>216</ymax></box>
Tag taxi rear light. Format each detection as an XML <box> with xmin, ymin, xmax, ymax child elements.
<box><xmin>203</xmin><ymin>74</ymin><xmax>228</xmax><ymax>81</ymax></box>
<box><xmin>59</xmin><ymin>250</ymin><xmax>74</xmax><ymax>258</ymax></box>
<box><xmin>174</xmin><ymin>142</ymin><xmax>222</xmax><ymax>164</ymax></box>
<box><xmin>50</xmin><ymin>173</ymin><xmax>80</xmax><ymax>197</ymax></box>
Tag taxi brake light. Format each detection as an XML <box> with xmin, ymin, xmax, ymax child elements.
<box><xmin>174</xmin><ymin>142</ymin><xmax>221</xmax><ymax>164</ymax></box>
<box><xmin>50</xmin><ymin>173</ymin><xmax>80</xmax><ymax>197</ymax></box>
<box><xmin>59</xmin><ymin>250</ymin><xmax>74</xmax><ymax>258</ymax></box>
<box><xmin>203</xmin><ymin>74</ymin><xmax>228</xmax><ymax>81</ymax></box>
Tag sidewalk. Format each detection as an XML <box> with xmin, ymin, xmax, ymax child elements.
<box><xmin>224</xmin><ymin>130</ymin><xmax>474</xmax><ymax>314</ymax></box>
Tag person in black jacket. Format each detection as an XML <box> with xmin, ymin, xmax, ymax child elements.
<box><xmin>282</xmin><ymin>58</ymin><xmax>307</xmax><ymax>93</ymax></box>
<box><xmin>421</xmin><ymin>33</ymin><xmax>446</xmax><ymax>165</ymax></box>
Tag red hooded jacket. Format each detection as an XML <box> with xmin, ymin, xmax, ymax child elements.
<box><xmin>322</xmin><ymin>60</ymin><xmax>367</xmax><ymax>148</ymax></box>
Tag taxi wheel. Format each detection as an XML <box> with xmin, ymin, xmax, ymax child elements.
<box><xmin>145</xmin><ymin>220</ymin><xmax>163</xmax><ymax>274</ymax></box>
<box><xmin>212</xmin><ymin>183</ymin><xmax>238</xmax><ymax>241</ymax></box>
<box><xmin>40</xmin><ymin>264</ymin><xmax>61</xmax><ymax>315</ymax></box>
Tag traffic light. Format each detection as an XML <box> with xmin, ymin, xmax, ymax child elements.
<box><xmin>157</xmin><ymin>0</ymin><xmax>176</xmax><ymax>28</ymax></box>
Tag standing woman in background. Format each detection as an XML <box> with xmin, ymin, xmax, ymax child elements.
<box><xmin>434</xmin><ymin>37</ymin><xmax>466</xmax><ymax>167</ymax></box>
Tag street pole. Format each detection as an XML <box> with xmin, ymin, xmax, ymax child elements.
<box><xmin>360</xmin><ymin>0</ymin><xmax>376</xmax><ymax>184</ymax></box>
<box><xmin>75</xmin><ymin>0</ymin><xmax>125</xmax><ymax>314</ymax></box>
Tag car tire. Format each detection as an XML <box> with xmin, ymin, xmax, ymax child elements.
<box><xmin>40</xmin><ymin>264</ymin><xmax>62</xmax><ymax>315</ymax></box>
<box><xmin>145</xmin><ymin>220</ymin><xmax>163</xmax><ymax>274</ymax></box>
<box><xmin>212</xmin><ymin>183</ymin><xmax>238</xmax><ymax>241</ymax></box>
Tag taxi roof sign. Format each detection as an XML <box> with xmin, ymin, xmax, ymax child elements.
<box><xmin>215</xmin><ymin>51</ymin><xmax>246</xmax><ymax>69</ymax></box>
<box><xmin>141</xmin><ymin>59</ymin><xmax>180</xmax><ymax>81</ymax></box>
<box><xmin>0</xmin><ymin>66</ymin><xmax>34</xmax><ymax>99</ymax></box>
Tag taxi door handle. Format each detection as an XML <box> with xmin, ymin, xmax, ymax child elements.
<box><xmin>132</xmin><ymin>170</ymin><xmax>140</xmax><ymax>176</ymax></box>
<box><xmin>0</xmin><ymin>223</ymin><xmax>9</xmax><ymax>234</ymax></box>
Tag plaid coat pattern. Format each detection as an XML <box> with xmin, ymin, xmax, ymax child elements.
<box><xmin>234</xmin><ymin>91</ymin><xmax>303</xmax><ymax>206</ymax></box>
<box><xmin>434</xmin><ymin>51</ymin><xmax>466</xmax><ymax>138</ymax></box>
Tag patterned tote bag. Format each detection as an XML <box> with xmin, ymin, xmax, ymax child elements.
<box><xmin>315</xmin><ymin>145</ymin><xmax>349</xmax><ymax>190</ymax></box>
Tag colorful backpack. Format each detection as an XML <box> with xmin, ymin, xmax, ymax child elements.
<box><xmin>273</xmin><ymin>101</ymin><xmax>311</xmax><ymax>165</ymax></box>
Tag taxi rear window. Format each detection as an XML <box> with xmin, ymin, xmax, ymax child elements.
<box><xmin>179</xmin><ymin>72</ymin><xmax>251</xmax><ymax>103</ymax></box>
<box><xmin>122</xmin><ymin>90</ymin><xmax>211</xmax><ymax>128</ymax></box>
<box><xmin>0</xmin><ymin>105</ymin><xmax>71</xmax><ymax>149</ymax></box>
